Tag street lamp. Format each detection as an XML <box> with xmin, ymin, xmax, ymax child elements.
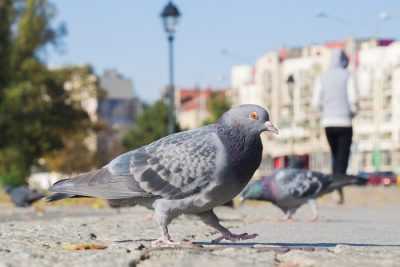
<box><xmin>286</xmin><ymin>75</ymin><xmax>296</xmax><ymax>158</ymax></box>
<box><xmin>160</xmin><ymin>1</ymin><xmax>181</xmax><ymax>134</ymax></box>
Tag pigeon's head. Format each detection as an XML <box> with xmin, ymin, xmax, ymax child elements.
<box><xmin>4</xmin><ymin>186</ymin><xmax>13</xmax><ymax>194</ymax></box>
<box><xmin>219</xmin><ymin>104</ymin><xmax>279</xmax><ymax>135</ymax></box>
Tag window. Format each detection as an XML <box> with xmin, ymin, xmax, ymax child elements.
<box><xmin>384</xmin><ymin>113</ymin><xmax>392</xmax><ymax>122</ymax></box>
<box><xmin>382</xmin><ymin>151</ymin><xmax>392</xmax><ymax>166</ymax></box>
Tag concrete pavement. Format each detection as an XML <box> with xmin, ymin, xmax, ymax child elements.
<box><xmin>0</xmin><ymin>186</ymin><xmax>399</xmax><ymax>267</ymax></box>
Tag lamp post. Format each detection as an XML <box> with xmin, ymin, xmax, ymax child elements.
<box><xmin>286</xmin><ymin>75</ymin><xmax>296</xmax><ymax>158</ymax></box>
<box><xmin>160</xmin><ymin>1</ymin><xmax>181</xmax><ymax>134</ymax></box>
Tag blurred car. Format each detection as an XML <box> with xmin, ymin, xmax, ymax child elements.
<box><xmin>357</xmin><ymin>171</ymin><xmax>398</xmax><ymax>186</ymax></box>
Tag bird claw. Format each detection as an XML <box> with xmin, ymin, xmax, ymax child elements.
<box><xmin>211</xmin><ymin>232</ymin><xmax>258</xmax><ymax>243</ymax></box>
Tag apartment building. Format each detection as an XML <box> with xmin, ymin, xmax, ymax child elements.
<box><xmin>352</xmin><ymin>41</ymin><xmax>400</xmax><ymax>173</ymax></box>
<box><xmin>63</xmin><ymin>66</ymin><xmax>100</xmax><ymax>153</ymax></box>
<box><xmin>231</xmin><ymin>38</ymin><xmax>400</xmax><ymax>174</ymax></box>
<box><xmin>175</xmin><ymin>87</ymin><xmax>227</xmax><ymax>129</ymax></box>
<box><xmin>97</xmin><ymin>69</ymin><xmax>142</xmax><ymax>162</ymax></box>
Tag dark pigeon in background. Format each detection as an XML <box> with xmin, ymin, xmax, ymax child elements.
<box><xmin>240</xmin><ymin>168</ymin><xmax>366</xmax><ymax>221</ymax></box>
<box><xmin>47</xmin><ymin>104</ymin><xmax>278</xmax><ymax>246</ymax></box>
<box><xmin>5</xmin><ymin>186</ymin><xmax>44</xmax><ymax>207</ymax></box>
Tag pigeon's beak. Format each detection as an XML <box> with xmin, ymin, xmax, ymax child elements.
<box><xmin>264</xmin><ymin>121</ymin><xmax>279</xmax><ymax>134</ymax></box>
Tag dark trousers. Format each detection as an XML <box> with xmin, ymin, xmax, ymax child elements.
<box><xmin>325</xmin><ymin>127</ymin><xmax>353</xmax><ymax>174</ymax></box>
<box><xmin>325</xmin><ymin>127</ymin><xmax>353</xmax><ymax>203</ymax></box>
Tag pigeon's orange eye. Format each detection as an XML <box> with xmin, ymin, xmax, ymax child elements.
<box><xmin>249</xmin><ymin>112</ymin><xmax>258</xmax><ymax>120</ymax></box>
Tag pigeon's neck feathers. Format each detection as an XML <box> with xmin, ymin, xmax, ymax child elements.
<box><xmin>216</xmin><ymin>123</ymin><xmax>262</xmax><ymax>157</ymax></box>
<box><xmin>242</xmin><ymin>180</ymin><xmax>263</xmax><ymax>200</ymax></box>
<box><xmin>216</xmin><ymin>123</ymin><xmax>263</xmax><ymax>183</ymax></box>
<box><xmin>259</xmin><ymin>176</ymin><xmax>276</xmax><ymax>202</ymax></box>
<box><xmin>242</xmin><ymin>178</ymin><xmax>275</xmax><ymax>202</ymax></box>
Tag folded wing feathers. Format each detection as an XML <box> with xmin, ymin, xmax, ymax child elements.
<box><xmin>50</xmin><ymin>168</ymin><xmax>150</xmax><ymax>199</ymax></box>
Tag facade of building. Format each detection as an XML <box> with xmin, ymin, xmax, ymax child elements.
<box><xmin>231</xmin><ymin>38</ymin><xmax>400</xmax><ymax>175</ymax></box>
<box><xmin>98</xmin><ymin>69</ymin><xmax>142</xmax><ymax>131</ymax></box>
<box><xmin>97</xmin><ymin>69</ymin><xmax>142</xmax><ymax>161</ymax></box>
<box><xmin>351</xmin><ymin>41</ymin><xmax>400</xmax><ymax>173</ymax></box>
<box><xmin>175</xmin><ymin>88</ymin><xmax>227</xmax><ymax>129</ymax></box>
<box><xmin>63</xmin><ymin>67</ymin><xmax>100</xmax><ymax>153</ymax></box>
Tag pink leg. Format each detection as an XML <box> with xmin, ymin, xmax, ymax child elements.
<box><xmin>278</xmin><ymin>208</ymin><xmax>297</xmax><ymax>222</ymax></box>
<box><xmin>307</xmin><ymin>199</ymin><xmax>319</xmax><ymax>222</ymax></box>
<box><xmin>151</xmin><ymin>234</ymin><xmax>181</xmax><ymax>247</ymax></box>
<box><xmin>198</xmin><ymin>210</ymin><xmax>258</xmax><ymax>243</ymax></box>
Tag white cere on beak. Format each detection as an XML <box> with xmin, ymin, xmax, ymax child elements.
<box><xmin>264</xmin><ymin>121</ymin><xmax>279</xmax><ymax>134</ymax></box>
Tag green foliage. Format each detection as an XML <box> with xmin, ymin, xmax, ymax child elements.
<box><xmin>0</xmin><ymin>0</ymin><xmax>96</xmax><ymax>186</ymax></box>
<box><xmin>42</xmin><ymin>65</ymin><xmax>102</xmax><ymax>173</ymax></box>
<box><xmin>44</xmin><ymin>131</ymin><xmax>99</xmax><ymax>174</ymax></box>
<box><xmin>123</xmin><ymin>101</ymin><xmax>179</xmax><ymax>150</ymax></box>
<box><xmin>0</xmin><ymin>0</ymin><xmax>14</xmax><ymax>89</ymax></box>
<box><xmin>0</xmin><ymin>148</ymin><xmax>28</xmax><ymax>187</ymax></box>
<box><xmin>202</xmin><ymin>92</ymin><xmax>231</xmax><ymax>125</ymax></box>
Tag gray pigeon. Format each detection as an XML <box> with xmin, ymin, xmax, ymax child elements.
<box><xmin>5</xmin><ymin>186</ymin><xmax>44</xmax><ymax>207</ymax></box>
<box><xmin>47</xmin><ymin>104</ymin><xmax>278</xmax><ymax>246</ymax></box>
<box><xmin>239</xmin><ymin>168</ymin><xmax>366</xmax><ymax>221</ymax></box>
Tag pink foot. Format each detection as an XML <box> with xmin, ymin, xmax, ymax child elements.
<box><xmin>307</xmin><ymin>216</ymin><xmax>319</xmax><ymax>222</ymax></box>
<box><xmin>151</xmin><ymin>237</ymin><xmax>181</xmax><ymax>247</ymax></box>
<box><xmin>211</xmin><ymin>232</ymin><xmax>258</xmax><ymax>243</ymax></box>
<box><xmin>278</xmin><ymin>217</ymin><xmax>297</xmax><ymax>223</ymax></box>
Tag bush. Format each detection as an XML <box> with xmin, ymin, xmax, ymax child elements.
<box><xmin>0</xmin><ymin>148</ymin><xmax>28</xmax><ymax>186</ymax></box>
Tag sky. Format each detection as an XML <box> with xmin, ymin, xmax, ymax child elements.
<box><xmin>47</xmin><ymin>1</ymin><xmax>400</xmax><ymax>102</ymax></box>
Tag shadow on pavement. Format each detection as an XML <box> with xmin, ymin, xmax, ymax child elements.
<box><xmin>112</xmin><ymin>239</ymin><xmax>400</xmax><ymax>249</ymax></box>
<box><xmin>195</xmin><ymin>242</ymin><xmax>400</xmax><ymax>248</ymax></box>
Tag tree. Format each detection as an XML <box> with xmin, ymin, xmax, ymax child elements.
<box><xmin>202</xmin><ymin>92</ymin><xmax>231</xmax><ymax>125</ymax></box>
<box><xmin>0</xmin><ymin>0</ymin><xmax>95</xmax><ymax>185</ymax></box>
<box><xmin>0</xmin><ymin>0</ymin><xmax>13</xmax><ymax>90</ymax></box>
<box><xmin>123</xmin><ymin>101</ymin><xmax>179</xmax><ymax>150</ymax></box>
<box><xmin>42</xmin><ymin>65</ymin><xmax>102</xmax><ymax>173</ymax></box>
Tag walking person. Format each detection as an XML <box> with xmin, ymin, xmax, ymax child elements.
<box><xmin>312</xmin><ymin>49</ymin><xmax>358</xmax><ymax>204</ymax></box>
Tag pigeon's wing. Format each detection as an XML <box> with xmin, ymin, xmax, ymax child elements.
<box><xmin>50</xmin><ymin>126</ymin><xmax>221</xmax><ymax>200</ymax></box>
<box><xmin>275</xmin><ymin>169</ymin><xmax>330</xmax><ymax>199</ymax></box>
<box><xmin>112</xmin><ymin>126</ymin><xmax>221</xmax><ymax>199</ymax></box>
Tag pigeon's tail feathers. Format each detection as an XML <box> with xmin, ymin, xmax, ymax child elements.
<box><xmin>27</xmin><ymin>191</ymin><xmax>45</xmax><ymax>204</ymax></box>
<box><xmin>47</xmin><ymin>178</ymin><xmax>81</xmax><ymax>201</ymax></box>
<box><xmin>48</xmin><ymin>168</ymin><xmax>148</xmax><ymax>200</ymax></box>
<box><xmin>326</xmin><ymin>174</ymin><xmax>367</xmax><ymax>192</ymax></box>
<box><xmin>347</xmin><ymin>175</ymin><xmax>368</xmax><ymax>186</ymax></box>
<box><xmin>46</xmin><ymin>192</ymin><xmax>75</xmax><ymax>202</ymax></box>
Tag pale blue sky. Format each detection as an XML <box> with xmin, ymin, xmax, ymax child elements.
<box><xmin>47</xmin><ymin>1</ymin><xmax>400</xmax><ymax>102</ymax></box>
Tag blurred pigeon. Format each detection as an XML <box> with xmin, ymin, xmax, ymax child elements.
<box><xmin>5</xmin><ymin>186</ymin><xmax>44</xmax><ymax>207</ymax></box>
<box><xmin>47</xmin><ymin>104</ymin><xmax>278</xmax><ymax>246</ymax></box>
<box><xmin>240</xmin><ymin>168</ymin><xmax>366</xmax><ymax>221</ymax></box>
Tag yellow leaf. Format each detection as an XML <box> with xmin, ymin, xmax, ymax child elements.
<box><xmin>63</xmin><ymin>243</ymin><xmax>107</xmax><ymax>251</ymax></box>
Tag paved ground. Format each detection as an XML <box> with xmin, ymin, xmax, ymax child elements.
<box><xmin>0</xmin><ymin>186</ymin><xmax>399</xmax><ymax>267</ymax></box>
